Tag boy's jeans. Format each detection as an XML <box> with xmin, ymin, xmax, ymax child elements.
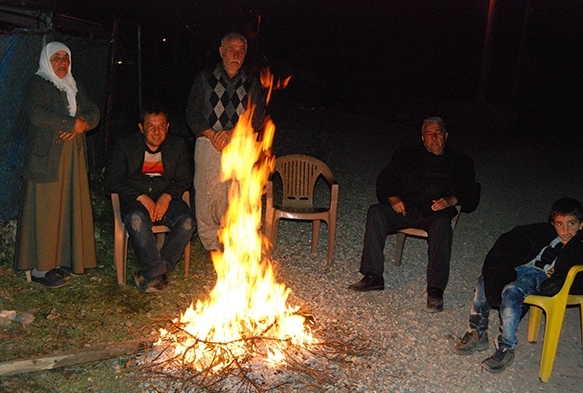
<box><xmin>469</xmin><ymin>265</ymin><xmax>548</xmax><ymax>350</ymax></box>
<box><xmin>122</xmin><ymin>199</ymin><xmax>195</xmax><ymax>280</ymax></box>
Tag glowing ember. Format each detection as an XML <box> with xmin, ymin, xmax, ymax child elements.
<box><xmin>155</xmin><ymin>74</ymin><xmax>315</xmax><ymax>373</ymax></box>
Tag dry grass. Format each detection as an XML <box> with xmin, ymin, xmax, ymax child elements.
<box><xmin>0</xmin><ymin>173</ymin><xmax>366</xmax><ymax>393</ymax></box>
<box><xmin>0</xmin><ymin>173</ymin><xmax>210</xmax><ymax>392</ymax></box>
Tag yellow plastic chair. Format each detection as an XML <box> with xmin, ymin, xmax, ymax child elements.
<box><xmin>524</xmin><ymin>264</ymin><xmax>583</xmax><ymax>382</ymax></box>
<box><xmin>394</xmin><ymin>205</ymin><xmax>462</xmax><ymax>266</ymax></box>
<box><xmin>111</xmin><ymin>192</ymin><xmax>191</xmax><ymax>285</ymax></box>
<box><xmin>265</xmin><ymin>154</ymin><xmax>338</xmax><ymax>266</ymax></box>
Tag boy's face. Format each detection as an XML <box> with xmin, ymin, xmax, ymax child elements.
<box><xmin>552</xmin><ymin>214</ymin><xmax>583</xmax><ymax>244</ymax></box>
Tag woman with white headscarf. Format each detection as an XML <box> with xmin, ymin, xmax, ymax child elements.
<box><xmin>14</xmin><ymin>41</ymin><xmax>100</xmax><ymax>288</ymax></box>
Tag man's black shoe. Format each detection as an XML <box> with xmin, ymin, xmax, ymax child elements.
<box><xmin>135</xmin><ymin>270</ymin><xmax>168</xmax><ymax>293</ymax></box>
<box><xmin>426</xmin><ymin>296</ymin><xmax>444</xmax><ymax>312</ymax></box>
<box><xmin>134</xmin><ymin>270</ymin><xmax>147</xmax><ymax>291</ymax></box>
<box><xmin>348</xmin><ymin>274</ymin><xmax>385</xmax><ymax>292</ymax></box>
<box><xmin>145</xmin><ymin>273</ymin><xmax>168</xmax><ymax>293</ymax></box>
<box><xmin>425</xmin><ymin>287</ymin><xmax>444</xmax><ymax>312</ymax></box>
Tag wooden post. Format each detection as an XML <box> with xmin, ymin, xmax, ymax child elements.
<box><xmin>0</xmin><ymin>339</ymin><xmax>153</xmax><ymax>376</ymax></box>
<box><xmin>477</xmin><ymin>0</ymin><xmax>497</xmax><ymax>104</ymax></box>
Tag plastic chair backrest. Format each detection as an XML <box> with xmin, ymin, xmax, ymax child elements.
<box><xmin>274</xmin><ymin>154</ymin><xmax>336</xmax><ymax>211</ymax></box>
<box><xmin>265</xmin><ymin>154</ymin><xmax>338</xmax><ymax>266</ymax></box>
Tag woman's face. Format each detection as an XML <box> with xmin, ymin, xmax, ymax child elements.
<box><xmin>50</xmin><ymin>50</ymin><xmax>70</xmax><ymax>79</ymax></box>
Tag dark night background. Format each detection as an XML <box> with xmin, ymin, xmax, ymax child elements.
<box><xmin>51</xmin><ymin>0</ymin><xmax>583</xmax><ymax>141</ymax></box>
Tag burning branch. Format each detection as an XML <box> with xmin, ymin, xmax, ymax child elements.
<box><xmin>135</xmin><ymin>70</ymin><xmax>370</xmax><ymax>391</ymax></box>
<box><xmin>137</xmin><ymin>317</ymin><xmax>372</xmax><ymax>393</ymax></box>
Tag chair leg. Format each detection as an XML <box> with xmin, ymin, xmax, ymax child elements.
<box><xmin>527</xmin><ymin>306</ymin><xmax>543</xmax><ymax>343</ymax></box>
<box><xmin>311</xmin><ymin>220</ymin><xmax>321</xmax><ymax>254</ymax></box>
<box><xmin>184</xmin><ymin>241</ymin><xmax>191</xmax><ymax>278</ymax></box>
<box><xmin>579</xmin><ymin>303</ymin><xmax>583</xmax><ymax>354</ymax></box>
<box><xmin>538</xmin><ymin>307</ymin><xmax>568</xmax><ymax>382</ymax></box>
<box><xmin>114</xmin><ymin>231</ymin><xmax>128</xmax><ymax>285</ymax></box>
<box><xmin>156</xmin><ymin>233</ymin><xmax>165</xmax><ymax>249</ymax></box>
<box><xmin>395</xmin><ymin>233</ymin><xmax>407</xmax><ymax>266</ymax></box>
<box><xmin>25</xmin><ymin>270</ymin><xmax>32</xmax><ymax>282</ymax></box>
<box><xmin>264</xmin><ymin>208</ymin><xmax>274</xmax><ymax>247</ymax></box>
<box><xmin>265</xmin><ymin>218</ymin><xmax>279</xmax><ymax>259</ymax></box>
<box><xmin>326</xmin><ymin>220</ymin><xmax>336</xmax><ymax>267</ymax></box>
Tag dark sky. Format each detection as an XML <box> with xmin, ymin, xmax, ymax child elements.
<box><xmin>52</xmin><ymin>0</ymin><xmax>583</xmax><ymax>137</ymax></box>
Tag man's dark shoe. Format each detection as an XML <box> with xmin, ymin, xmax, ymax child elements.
<box><xmin>348</xmin><ymin>274</ymin><xmax>385</xmax><ymax>292</ymax></box>
<box><xmin>426</xmin><ymin>287</ymin><xmax>444</xmax><ymax>312</ymax></box>
<box><xmin>31</xmin><ymin>270</ymin><xmax>67</xmax><ymax>288</ymax></box>
<box><xmin>452</xmin><ymin>329</ymin><xmax>489</xmax><ymax>355</ymax></box>
<box><xmin>426</xmin><ymin>296</ymin><xmax>443</xmax><ymax>312</ymax></box>
<box><xmin>145</xmin><ymin>273</ymin><xmax>168</xmax><ymax>293</ymax></box>
<box><xmin>134</xmin><ymin>270</ymin><xmax>147</xmax><ymax>291</ymax></box>
<box><xmin>481</xmin><ymin>348</ymin><xmax>515</xmax><ymax>373</ymax></box>
<box><xmin>135</xmin><ymin>271</ymin><xmax>168</xmax><ymax>293</ymax></box>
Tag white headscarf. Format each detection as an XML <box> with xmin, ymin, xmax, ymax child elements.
<box><xmin>36</xmin><ymin>42</ymin><xmax>78</xmax><ymax>116</ymax></box>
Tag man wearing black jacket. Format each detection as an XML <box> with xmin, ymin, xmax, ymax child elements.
<box><xmin>105</xmin><ymin>102</ymin><xmax>195</xmax><ymax>292</ymax></box>
<box><xmin>348</xmin><ymin>117</ymin><xmax>480</xmax><ymax>313</ymax></box>
<box><xmin>451</xmin><ymin>197</ymin><xmax>583</xmax><ymax>373</ymax></box>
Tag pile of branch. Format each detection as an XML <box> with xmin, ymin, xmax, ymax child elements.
<box><xmin>135</xmin><ymin>321</ymin><xmax>372</xmax><ymax>393</ymax></box>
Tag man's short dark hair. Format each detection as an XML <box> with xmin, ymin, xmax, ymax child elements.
<box><xmin>549</xmin><ymin>197</ymin><xmax>583</xmax><ymax>222</ymax></box>
<box><xmin>139</xmin><ymin>101</ymin><xmax>169</xmax><ymax>124</ymax></box>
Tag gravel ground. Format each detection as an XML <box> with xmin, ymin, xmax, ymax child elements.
<box><xmin>260</xmin><ymin>104</ymin><xmax>583</xmax><ymax>392</ymax></box>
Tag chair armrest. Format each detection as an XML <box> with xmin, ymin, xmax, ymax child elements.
<box><xmin>181</xmin><ymin>190</ymin><xmax>190</xmax><ymax>206</ymax></box>
<box><xmin>111</xmin><ymin>193</ymin><xmax>123</xmax><ymax>228</ymax></box>
<box><xmin>558</xmin><ymin>265</ymin><xmax>583</xmax><ymax>296</ymax></box>
<box><xmin>539</xmin><ymin>265</ymin><xmax>583</xmax><ymax>298</ymax></box>
<box><xmin>330</xmin><ymin>183</ymin><xmax>339</xmax><ymax>207</ymax></box>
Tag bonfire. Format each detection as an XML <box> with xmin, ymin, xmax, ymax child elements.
<box><xmin>146</xmin><ymin>72</ymin><xmax>366</xmax><ymax>392</ymax></box>
<box><xmin>154</xmin><ymin>71</ymin><xmax>316</xmax><ymax>370</ymax></box>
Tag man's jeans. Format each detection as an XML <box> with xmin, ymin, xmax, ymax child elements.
<box><xmin>469</xmin><ymin>266</ymin><xmax>548</xmax><ymax>350</ymax></box>
<box><xmin>122</xmin><ymin>199</ymin><xmax>195</xmax><ymax>280</ymax></box>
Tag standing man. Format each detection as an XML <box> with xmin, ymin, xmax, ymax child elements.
<box><xmin>186</xmin><ymin>32</ymin><xmax>265</xmax><ymax>253</ymax></box>
<box><xmin>348</xmin><ymin>117</ymin><xmax>480</xmax><ymax>312</ymax></box>
<box><xmin>105</xmin><ymin>101</ymin><xmax>195</xmax><ymax>292</ymax></box>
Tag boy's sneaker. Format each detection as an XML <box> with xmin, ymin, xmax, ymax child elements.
<box><xmin>31</xmin><ymin>270</ymin><xmax>67</xmax><ymax>288</ymax></box>
<box><xmin>481</xmin><ymin>348</ymin><xmax>515</xmax><ymax>373</ymax></box>
<box><xmin>452</xmin><ymin>329</ymin><xmax>489</xmax><ymax>355</ymax></box>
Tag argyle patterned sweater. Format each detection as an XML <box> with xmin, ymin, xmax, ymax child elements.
<box><xmin>186</xmin><ymin>64</ymin><xmax>265</xmax><ymax>136</ymax></box>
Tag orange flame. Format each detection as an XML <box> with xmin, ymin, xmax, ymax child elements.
<box><xmin>156</xmin><ymin>71</ymin><xmax>314</xmax><ymax>372</ymax></box>
<box><xmin>260</xmin><ymin>68</ymin><xmax>292</xmax><ymax>103</ymax></box>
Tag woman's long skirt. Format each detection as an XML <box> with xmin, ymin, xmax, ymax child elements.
<box><xmin>14</xmin><ymin>136</ymin><xmax>97</xmax><ymax>273</ymax></box>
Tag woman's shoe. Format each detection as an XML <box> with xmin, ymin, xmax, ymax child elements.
<box><xmin>31</xmin><ymin>270</ymin><xmax>67</xmax><ymax>288</ymax></box>
<box><xmin>53</xmin><ymin>266</ymin><xmax>75</xmax><ymax>281</ymax></box>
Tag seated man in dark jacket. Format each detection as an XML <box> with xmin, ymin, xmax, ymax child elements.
<box><xmin>105</xmin><ymin>101</ymin><xmax>195</xmax><ymax>292</ymax></box>
<box><xmin>451</xmin><ymin>197</ymin><xmax>583</xmax><ymax>373</ymax></box>
<box><xmin>348</xmin><ymin>117</ymin><xmax>480</xmax><ymax>313</ymax></box>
